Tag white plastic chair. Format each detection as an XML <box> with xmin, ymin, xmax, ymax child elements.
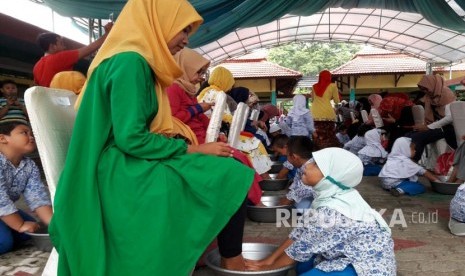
<box><xmin>24</xmin><ymin>86</ymin><xmax>78</xmax><ymax>276</ymax></box>
<box><xmin>450</xmin><ymin>101</ymin><xmax>465</xmax><ymax>147</ymax></box>
<box><xmin>228</xmin><ymin>102</ymin><xmax>248</xmax><ymax>148</ymax></box>
<box><xmin>412</xmin><ymin>105</ymin><xmax>425</xmax><ymax>125</ymax></box>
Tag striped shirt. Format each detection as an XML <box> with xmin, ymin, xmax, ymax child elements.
<box><xmin>0</xmin><ymin>98</ymin><xmax>28</xmax><ymax>123</ymax></box>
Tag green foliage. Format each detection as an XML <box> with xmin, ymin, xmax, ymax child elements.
<box><xmin>268</xmin><ymin>42</ymin><xmax>361</xmax><ymax>76</ymax></box>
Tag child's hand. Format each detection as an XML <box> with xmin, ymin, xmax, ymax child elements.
<box><xmin>18</xmin><ymin>221</ymin><xmax>40</xmax><ymax>233</ymax></box>
<box><xmin>199</xmin><ymin>102</ymin><xmax>213</xmax><ymax>112</ymax></box>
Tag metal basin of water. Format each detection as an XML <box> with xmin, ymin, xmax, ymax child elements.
<box><xmin>25</xmin><ymin>226</ymin><xmax>53</xmax><ymax>252</ymax></box>
<box><xmin>247</xmin><ymin>196</ymin><xmax>293</xmax><ymax>223</ymax></box>
<box><xmin>205</xmin><ymin>243</ymin><xmax>294</xmax><ymax>276</ymax></box>
<box><xmin>430</xmin><ymin>179</ymin><xmax>461</xmax><ymax>195</ymax></box>
<box><xmin>259</xmin><ymin>177</ymin><xmax>289</xmax><ymax>191</ymax></box>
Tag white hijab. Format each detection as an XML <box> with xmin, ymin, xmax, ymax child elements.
<box><xmin>358</xmin><ymin>128</ymin><xmax>388</xmax><ymax>158</ymax></box>
<box><xmin>311</xmin><ymin>148</ymin><xmax>391</xmax><ymax>233</ymax></box>
<box><xmin>289</xmin><ymin>94</ymin><xmax>309</xmax><ymax>119</ymax></box>
<box><xmin>379</xmin><ymin>137</ymin><xmax>423</xmax><ymax>180</ymax></box>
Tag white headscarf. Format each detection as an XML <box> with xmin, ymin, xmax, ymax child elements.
<box><xmin>288</xmin><ymin>94</ymin><xmax>309</xmax><ymax>119</ymax></box>
<box><xmin>358</xmin><ymin>128</ymin><xmax>388</xmax><ymax>158</ymax></box>
<box><xmin>311</xmin><ymin>148</ymin><xmax>391</xmax><ymax>233</ymax></box>
<box><xmin>379</xmin><ymin>137</ymin><xmax>423</xmax><ymax>180</ymax></box>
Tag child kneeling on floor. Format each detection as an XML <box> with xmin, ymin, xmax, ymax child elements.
<box><xmin>0</xmin><ymin>121</ymin><xmax>53</xmax><ymax>254</ymax></box>
<box><xmin>246</xmin><ymin>147</ymin><xmax>396</xmax><ymax>275</ymax></box>
<box><xmin>379</xmin><ymin>137</ymin><xmax>439</xmax><ymax>196</ymax></box>
<box><xmin>358</xmin><ymin>128</ymin><xmax>387</xmax><ymax>176</ymax></box>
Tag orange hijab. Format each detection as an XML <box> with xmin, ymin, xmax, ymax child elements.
<box><xmin>77</xmin><ymin>0</ymin><xmax>203</xmax><ymax>144</ymax></box>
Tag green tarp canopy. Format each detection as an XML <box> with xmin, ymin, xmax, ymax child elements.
<box><xmin>42</xmin><ymin>0</ymin><xmax>465</xmax><ymax>48</ymax></box>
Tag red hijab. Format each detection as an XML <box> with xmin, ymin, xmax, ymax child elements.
<box><xmin>313</xmin><ymin>70</ymin><xmax>332</xmax><ymax>97</ymax></box>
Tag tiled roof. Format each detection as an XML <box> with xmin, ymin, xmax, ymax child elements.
<box><xmin>216</xmin><ymin>59</ymin><xmax>302</xmax><ymax>79</ymax></box>
<box><xmin>332</xmin><ymin>46</ymin><xmax>465</xmax><ymax>75</ymax></box>
<box><xmin>331</xmin><ymin>53</ymin><xmax>427</xmax><ymax>75</ymax></box>
<box><xmin>296</xmin><ymin>76</ymin><xmax>318</xmax><ymax>88</ymax></box>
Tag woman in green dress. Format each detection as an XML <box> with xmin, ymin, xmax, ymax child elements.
<box><xmin>49</xmin><ymin>0</ymin><xmax>255</xmax><ymax>275</ymax></box>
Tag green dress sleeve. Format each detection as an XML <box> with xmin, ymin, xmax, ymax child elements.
<box><xmin>102</xmin><ymin>52</ymin><xmax>187</xmax><ymax>159</ymax></box>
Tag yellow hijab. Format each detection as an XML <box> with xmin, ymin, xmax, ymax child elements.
<box><xmin>174</xmin><ymin>48</ymin><xmax>210</xmax><ymax>96</ymax></box>
<box><xmin>50</xmin><ymin>71</ymin><xmax>86</xmax><ymax>94</ymax></box>
<box><xmin>77</xmin><ymin>0</ymin><xmax>203</xmax><ymax>144</ymax></box>
<box><xmin>197</xmin><ymin>66</ymin><xmax>235</xmax><ymax>100</ymax></box>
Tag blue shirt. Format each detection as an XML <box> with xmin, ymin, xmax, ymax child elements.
<box><xmin>0</xmin><ymin>153</ymin><xmax>51</xmax><ymax>216</ymax></box>
<box><xmin>343</xmin><ymin>136</ymin><xmax>366</xmax><ymax>155</ymax></box>
<box><xmin>285</xmin><ymin>207</ymin><xmax>396</xmax><ymax>275</ymax></box>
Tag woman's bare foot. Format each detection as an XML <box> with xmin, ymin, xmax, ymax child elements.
<box><xmin>221</xmin><ymin>254</ymin><xmax>246</xmax><ymax>271</ymax></box>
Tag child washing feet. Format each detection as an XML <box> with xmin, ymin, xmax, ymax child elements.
<box><xmin>246</xmin><ymin>148</ymin><xmax>396</xmax><ymax>275</ymax></box>
<box><xmin>379</xmin><ymin>137</ymin><xmax>439</xmax><ymax>196</ymax></box>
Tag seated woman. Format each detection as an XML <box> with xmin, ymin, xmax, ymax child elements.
<box><xmin>167</xmin><ymin>48</ymin><xmax>211</xmax><ymax>144</ymax></box>
<box><xmin>379</xmin><ymin>137</ymin><xmax>439</xmax><ymax>196</ymax></box>
<box><xmin>358</xmin><ymin>128</ymin><xmax>388</xmax><ymax>176</ymax></box>
<box><xmin>49</xmin><ymin>71</ymin><xmax>87</xmax><ymax>94</ymax></box>
<box><xmin>246</xmin><ymin>148</ymin><xmax>396</xmax><ymax>275</ymax></box>
<box><xmin>407</xmin><ymin>75</ymin><xmax>457</xmax><ymax>162</ymax></box>
<box><xmin>48</xmin><ymin>0</ymin><xmax>255</xmax><ymax>273</ymax></box>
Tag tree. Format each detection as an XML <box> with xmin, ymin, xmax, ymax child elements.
<box><xmin>268</xmin><ymin>42</ymin><xmax>361</xmax><ymax>76</ymax></box>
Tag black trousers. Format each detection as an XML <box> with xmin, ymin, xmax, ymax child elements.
<box><xmin>406</xmin><ymin>124</ymin><xmax>457</xmax><ymax>161</ymax></box>
<box><xmin>217</xmin><ymin>198</ymin><xmax>247</xmax><ymax>258</ymax></box>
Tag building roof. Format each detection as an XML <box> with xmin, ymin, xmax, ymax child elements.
<box><xmin>331</xmin><ymin>46</ymin><xmax>465</xmax><ymax>76</ymax></box>
<box><xmin>296</xmin><ymin>76</ymin><xmax>318</xmax><ymax>88</ymax></box>
<box><xmin>331</xmin><ymin>47</ymin><xmax>427</xmax><ymax>75</ymax></box>
<box><xmin>216</xmin><ymin>59</ymin><xmax>302</xmax><ymax>79</ymax></box>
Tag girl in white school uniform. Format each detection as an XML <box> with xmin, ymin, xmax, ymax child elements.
<box><xmin>246</xmin><ymin>148</ymin><xmax>396</xmax><ymax>275</ymax></box>
<box><xmin>379</xmin><ymin>137</ymin><xmax>439</xmax><ymax>196</ymax></box>
<box><xmin>357</xmin><ymin>128</ymin><xmax>388</xmax><ymax>176</ymax></box>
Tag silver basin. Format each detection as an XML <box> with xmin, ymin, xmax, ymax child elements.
<box><xmin>430</xmin><ymin>180</ymin><xmax>461</xmax><ymax>195</ymax></box>
<box><xmin>259</xmin><ymin>178</ymin><xmax>289</xmax><ymax>191</ymax></box>
<box><xmin>247</xmin><ymin>196</ymin><xmax>293</xmax><ymax>223</ymax></box>
<box><xmin>25</xmin><ymin>226</ymin><xmax>53</xmax><ymax>252</ymax></box>
<box><xmin>205</xmin><ymin>243</ymin><xmax>294</xmax><ymax>276</ymax></box>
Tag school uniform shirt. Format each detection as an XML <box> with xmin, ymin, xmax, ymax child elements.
<box><xmin>285</xmin><ymin>112</ymin><xmax>315</xmax><ymax>137</ymax></box>
<box><xmin>450</xmin><ymin>184</ymin><xmax>465</xmax><ymax>222</ymax></box>
<box><xmin>343</xmin><ymin>136</ymin><xmax>366</xmax><ymax>155</ymax></box>
<box><xmin>286</xmin><ymin>166</ymin><xmax>316</xmax><ymax>204</ymax></box>
<box><xmin>358</xmin><ymin>129</ymin><xmax>387</xmax><ymax>165</ymax></box>
<box><xmin>379</xmin><ymin>137</ymin><xmax>426</xmax><ymax>189</ymax></box>
<box><xmin>0</xmin><ymin>154</ymin><xmax>51</xmax><ymax>216</ymax></box>
<box><xmin>0</xmin><ymin>98</ymin><xmax>28</xmax><ymax>123</ymax></box>
<box><xmin>336</xmin><ymin>132</ymin><xmax>350</xmax><ymax>145</ymax></box>
<box><xmin>285</xmin><ymin>206</ymin><xmax>396</xmax><ymax>275</ymax></box>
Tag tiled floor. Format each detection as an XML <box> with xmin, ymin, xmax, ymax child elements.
<box><xmin>3</xmin><ymin>176</ymin><xmax>465</xmax><ymax>276</ymax></box>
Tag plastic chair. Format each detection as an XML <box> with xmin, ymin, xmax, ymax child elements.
<box><xmin>450</xmin><ymin>101</ymin><xmax>465</xmax><ymax>147</ymax></box>
<box><xmin>24</xmin><ymin>86</ymin><xmax>78</xmax><ymax>276</ymax></box>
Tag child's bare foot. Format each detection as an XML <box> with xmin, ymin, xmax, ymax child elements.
<box><xmin>221</xmin><ymin>254</ymin><xmax>246</xmax><ymax>271</ymax></box>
